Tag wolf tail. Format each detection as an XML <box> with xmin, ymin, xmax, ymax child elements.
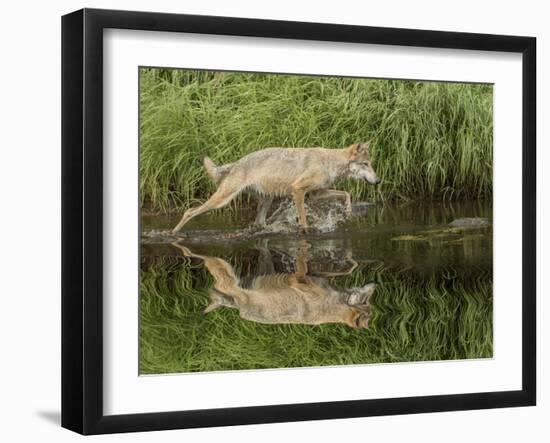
<box><xmin>203</xmin><ymin>156</ymin><xmax>233</xmax><ymax>186</ymax></box>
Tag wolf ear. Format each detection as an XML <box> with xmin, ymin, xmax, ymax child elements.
<box><xmin>358</xmin><ymin>141</ymin><xmax>370</xmax><ymax>153</ymax></box>
<box><xmin>347</xmin><ymin>143</ymin><xmax>360</xmax><ymax>159</ymax></box>
<box><xmin>347</xmin><ymin>142</ymin><xmax>369</xmax><ymax>159</ymax></box>
<box><xmin>347</xmin><ymin>282</ymin><xmax>377</xmax><ymax>305</ymax></box>
<box><xmin>361</xmin><ymin>282</ymin><xmax>376</xmax><ymax>298</ymax></box>
<box><xmin>344</xmin><ymin>308</ymin><xmax>359</xmax><ymax>328</ymax></box>
<box><xmin>345</xmin><ymin>307</ymin><xmax>367</xmax><ymax>328</ymax></box>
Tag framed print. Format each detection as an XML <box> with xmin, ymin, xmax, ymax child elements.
<box><xmin>61</xmin><ymin>8</ymin><xmax>536</xmax><ymax>435</ymax></box>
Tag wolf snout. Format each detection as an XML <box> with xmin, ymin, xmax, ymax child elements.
<box><xmin>366</xmin><ymin>177</ymin><xmax>381</xmax><ymax>185</ymax></box>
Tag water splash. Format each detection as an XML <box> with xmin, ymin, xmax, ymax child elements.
<box><xmin>264</xmin><ymin>198</ymin><xmax>349</xmax><ymax>233</ymax></box>
<box><xmin>142</xmin><ymin>199</ymin><xmax>373</xmax><ymax>244</ymax></box>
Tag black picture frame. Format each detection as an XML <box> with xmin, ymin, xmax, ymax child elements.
<box><xmin>61</xmin><ymin>8</ymin><xmax>536</xmax><ymax>435</ymax></box>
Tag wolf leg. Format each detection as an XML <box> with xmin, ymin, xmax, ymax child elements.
<box><xmin>255</xmin><ymin>239</ymin><xmax>275</xmax><ymax>275</ymax></box>
<box><xmin>309</xmin><ymin>189</ymin><xmax>352</xmax><ymax>214</ymax></box>
<box><xmin>172</xmin><ymin>185</ymin><xmax>240</xmax><ymax>233</ymax></box>
<box><xmin>253</xmin><ymin>196</ymin><xmax>273</xmax><ymax>226</ymax></box>
<box><xmin>291</xmin><ymin>188</ymin><xmax>308</xmax><ymax>229</ymax></box>
<box><xmin>172</xmin><ymin>242</ymin><xmax>239</xmax><ymax>291</ymax></box>
<box><xmin>291</xmin><ymin>174</ymin><xmax>324</xmax><ymax>230</ymax></box>
<box><xmin>295</xmin><ymin>240</ymin><xmax>311</xmax><ymax>280</ymax></box>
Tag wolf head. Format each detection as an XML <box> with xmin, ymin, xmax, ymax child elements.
<box><xmin>346</xmin><ymin>142</ymin><xmax>381</xmax><ymax>185</ymax></box>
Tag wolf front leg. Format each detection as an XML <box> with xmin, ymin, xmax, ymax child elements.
<box><xmin>291</xmin><ymin>174</ymin><xmax>325</xmax><ymax>231</ymax></box>
<box><xmin>291</xmin><ymin>187</ymin><xmax>308</xmax><ymax>230</ymax></box>
<box><xmin>309</xmin><ymin>189</ymin><xmax>352</xmax><ymax>214</ymax></box>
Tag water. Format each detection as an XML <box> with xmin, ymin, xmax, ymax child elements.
<box><xmin>140</xmin><ymin>200</ymin><xmax>492</xmax><ymax>374</ymax></box>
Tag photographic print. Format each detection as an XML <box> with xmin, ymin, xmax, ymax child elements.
<box><xmin>139</xmin><ymin>68</ymin><xmax>493</xmax><ymax>375</ymax></box>
<box><xmin>62</xmin><ymin>10</ymin><xmax>536</xmax><ymax>433</ymax></box>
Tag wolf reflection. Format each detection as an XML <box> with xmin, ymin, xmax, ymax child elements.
<box><xmin>172</xmin><ymin>240</ymin><xmax>376</xmax><ymax>329</ymax></box>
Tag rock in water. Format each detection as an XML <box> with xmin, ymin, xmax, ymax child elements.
<box><xmin>351</xmin><ymin>201</ymin><xmax>375</xmax><ymax>215</ymax></box>
<box><xmin>449</xmin><ymin>218</ymin><xmax>490</xmax><ymax>228</ymax></box>
<box><xmin>266</xmin><ymin>199</ymin><xmax>348</xmax><ymax>233</ymax></box>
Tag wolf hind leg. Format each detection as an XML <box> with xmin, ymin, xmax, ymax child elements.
<box><xmin>172</xmin><ymin>184</ymin><xmax>241</xmax><ymax>233</ymax></box>
<box><xmin>253</xmin><ymin>196</ymin><xmax>273</xmax><ymax>226</ymax></box>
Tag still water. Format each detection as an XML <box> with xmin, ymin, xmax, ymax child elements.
<box><xmin>140</xmin><ymin>200</ymin><xmax>492</xmax><ymax>374</ymax></box>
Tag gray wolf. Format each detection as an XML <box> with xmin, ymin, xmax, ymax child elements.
<box><xmin>172</xmin><ymin>240</ymin><xmax>376</xmax><ymax>328</ymax></box>
<box><xmin>172</xmin><ymin>142</ymin><xmax>380</xmax><ymax>233</ymax></box>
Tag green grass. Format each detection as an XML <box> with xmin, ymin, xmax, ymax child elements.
<box><xmin>139</xmin><ymin>256</ymin><xmax>492</xmax><ymax>374</ymax></box>
<box><xmin>140</xmin><ymin>68</ymin><xmax>493</xmax><ymax>212</ymax></box>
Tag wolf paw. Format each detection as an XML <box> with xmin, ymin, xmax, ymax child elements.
<box><xmin>298</xmin><ymin>226</ymin><xmax>317</xmax><ymax>235</ymax></box>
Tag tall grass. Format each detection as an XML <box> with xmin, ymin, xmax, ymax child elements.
<box><xmin>140</xmin><ymin>68</ymin><xmax>493</xmax><ymax>212</ymax></box>
<box><xmin>139</xmin><ymin>256</ymin><xmax>492</xmax><ymax>374</ymax></box>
